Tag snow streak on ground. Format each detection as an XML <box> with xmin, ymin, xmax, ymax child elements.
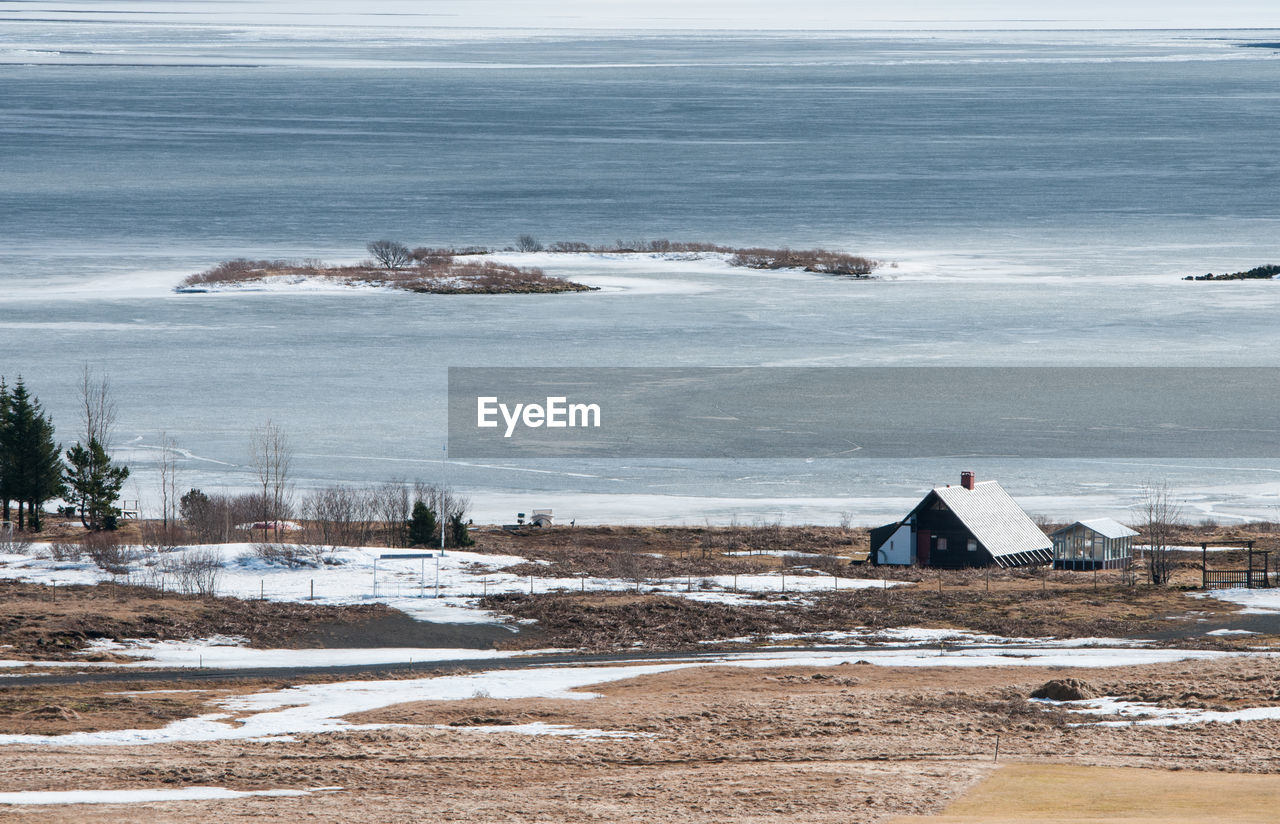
<box><xmin>72</xmin><ymin>638</ymin><xmax>548</xmax><ymax>670</ymax></box>
<box><xmin>1037</xmin><ymin>696</ymin><xmax>1280</xmax><ymax>727</ymax></box>
<box><xmin>0</xmin><ymin>543</ymin><xmax>902</xmax><ymax>627</ymax></box>
<box><xmin>0</xmin><ymin>647</ymin><xmax>1256</xmax><ymax>748</ymax></box>
<box><xmin>699</xmin><ymin>627</ymin><xmax>1159</xmax><ymax>647</ymax></box>
<box><xmin>0</xmin><ymin>786</ymin><xmax>340</xmax><ymax>805</ymax></box>
<box><xmin>1192</xmin><ymin>587</ymin><xmax>1280</xmax><ymax>615</ymax></box>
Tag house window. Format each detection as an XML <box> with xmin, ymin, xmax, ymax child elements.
<box><xmin>936</xmin><ymin>537</ymin><xmax>948</xmax><ymax>551</ymax></box>
<box><xmin>967</xmin><ymin>538</ymin><xmax>977</xmax><ymax>552</ymax></box>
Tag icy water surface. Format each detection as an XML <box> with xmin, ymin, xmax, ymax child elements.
<box><xmin>3</xmin><ymin>17</ymin><xmax>1280</xmax><ymax>522</ymax></box>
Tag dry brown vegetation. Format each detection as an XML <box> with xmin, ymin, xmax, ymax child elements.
<box><xmin>482</xmin><ymin>584</ymin><xmax>1241</xmax><ymax>653</ymax></box>
<box><xmin>0</xmin><ymin>579</ymin><xmax>397</xmax><ymax>659</ymax></box>
<box><xmin>179</xmin><ymin>257</ymin><xmax>593</xmax><ymax>294</ymax></box>
<box><xmin>178</xmin><ymin>238</ymin><xmax>884</xmax><ymax>293</ymax></box>
<box><xmin>5</xmin><ymin>658</ymin><xmax>1280</xmax><ymax>822</ymax></box>
<box><xmin>894</xmin><ymin>763</ymin><xmax>1280</xmax><ymax>824</ymax></box>
<box><xmin>727</xmin><ymin>247</ymin><xmax>880</xmax><ymax>276</ymax></box>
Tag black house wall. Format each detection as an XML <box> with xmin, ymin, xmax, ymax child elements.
<box><xmin>913</xmin><ymin>501</ymin><xmax>993</xmax><ymax>569</ymax></box>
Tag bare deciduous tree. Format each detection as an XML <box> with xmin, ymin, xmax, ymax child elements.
<box><xmin>372</xmin><ymin>480</ymin><xmax>411</xmax><ymax>547</ymax></box>
<box><xmin>367</xmin><ymin>239</ymin><xmax>413</xmax><ymax>270</ymax></box>
<box><xmin>141</xmin><ymin>519</ymin><xmax>184</xmax><ymax>555</ymax></box>
<box><xmin>181</xmin><ymin>490</ymin><xmax>262</xmax><ymax>544</ymax></box>
<box><xmin>1134</xmin><ymin>480</ymin><xmax>1184</xmax><ymax>586</ymax></box>
<box><xmin>301</xmin><ymin>484</ymin><xmax>376</xmax><ymax>555</ymax></box>
<box><xmin>516</xmin><ymin>234</ymin><xmax>543</xmax><ymax>252</ymax></box>
<box><xmin>79</xmin><ymin>365</ymin><xmax>117</xmax><ymax>450</ymax></box>
<box><xmin>250</xmin><ymin>421</ymin><xmax>293</xmax><ymax>541</ymax></box>
<box><xmin>156</xmin><ymin>433</ymin><xmax>181</xmax><ymax>528</ymax></box>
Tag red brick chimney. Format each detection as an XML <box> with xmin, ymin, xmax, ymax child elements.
<box><xmin>961</xmin><ymin>471</ymin><xmax>975</xmax><ymax>490</ymax></box>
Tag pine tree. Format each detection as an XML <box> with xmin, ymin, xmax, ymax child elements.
<box><xmin>64</xmin><ymin>438</ymin><xmax>128</xmax><ymax>531</ymax></box>
<box><xmin>447</xmin><ymin>512</ymin><xmax>473</xmax><ymax>547</ymax></box>
<box><xmin>1</xmin><ymin>379</ymin><xmax>64</xmax><ymax>532</ymax></box>
<box><xmin>0</xmin><ymin>378</ymin><xmax>11</xmax><ymax>524</ymax></box>
<box><xmin>407</xmin><ymin>500</ymin><xmax>437</xmax><ymax>547</ymax></box>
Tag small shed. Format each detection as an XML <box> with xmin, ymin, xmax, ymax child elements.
<box><xmin>1050</xmin><ymin>518</ymin><xmax>1137</xmax><ymax>571</ymax></box>
<box><xmin>870</xmin><ymin>472</ymin><xmax>1052</xmax><ymax>569</ymax></box>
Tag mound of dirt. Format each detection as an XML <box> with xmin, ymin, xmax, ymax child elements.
<box><xmin>1030</xmin><ymin>678</ymin><xmax>1098</xmax><ymax>701</ymax></box>
<box><xmin>22</xmin><ymin>705</ymin><xmax>80</xmax><ymax>721</ymax></box>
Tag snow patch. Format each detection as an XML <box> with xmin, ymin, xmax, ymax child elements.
<box><xmin>1037</xmin><ymin>696</ymin><xmax>1280</xmax><ymax>727</ymax></box>
<box><xmin>0</xmin><ymin>786</ymin><xmax>340</xmax><ymax>805</ymax></box>
<box><xmin>0</xmin><ymin>543</ymin><xmax>904</xmax><ymax>628</ymax></box>
<box><xmin>1191</xmin><ymin>587</ymin><xmax>1280</xmax><ymax>615</ymax></box>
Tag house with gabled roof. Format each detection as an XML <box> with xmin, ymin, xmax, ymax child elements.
<box><xmin>869</xmin><ymin>471</ymin><xmax>1052</xmax><ymax>568</ymax></box>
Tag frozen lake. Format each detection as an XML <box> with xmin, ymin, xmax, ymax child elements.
<box><xmin>3</xmin><ymin>17</ymin><xmax>1280</xmax><ymax>524</ymax></box>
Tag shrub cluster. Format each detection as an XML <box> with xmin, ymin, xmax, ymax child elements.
<box><xmin>1184</xmin><ymin>264</ymin><xmax>1280</xmax><ymax>281</ymax></box>
<box><xmin>181</xmin><ymin>258</ymin><xmax>591</xmax><ymax>294</ymax></box>
<box><xmin>728</xmin><ymin>247</ymin><xmax>880</xmax><ymax>277</ymax></box>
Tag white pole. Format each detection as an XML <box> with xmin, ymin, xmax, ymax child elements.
<box><xmin>435</xmin><ymin>554</ymin><xmax>441</xmax><ymax>598</ymax></box>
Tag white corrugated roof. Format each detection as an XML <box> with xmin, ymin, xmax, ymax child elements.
<box><xmin>928</xmin><ymin>480</ymin><xmax>1051</xmax><ymax>559</ymax></box>
<box><xmin>1068</xmin><ymin>518</ymin><xmax>1138</xmax><ymax>540</ymax></box>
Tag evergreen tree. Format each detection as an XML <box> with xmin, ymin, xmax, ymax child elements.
<box><xmin>0</xmin><ymin>378</ymin><xmax>11</xmax><ymax>524</ymax></box>
<box><xmin>447</xmin><ymin>512</ymin><xmax>473</xmax><ymax>547</ymax></box>
<box><xmin>1</xmin><ymin>379</ymin><xmax>64</xmax><ymax>532</ymax></box>
<box><xmin>407</xmin><ymin>500</ymin><xmax>437</xmax><ymax>547</ymax></box>
<box><xmin>64</xmin><ymin>438</ymin><xmax>128</xmax><ymax>531</ymax></box>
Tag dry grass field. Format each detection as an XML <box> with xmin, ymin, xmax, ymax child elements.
<box><xmin>891</xmin><ymin>763</ymin><xmax>1280</xmax><ymax>824</ymax></box>
<box><xmin>3</xmin><ymin>657</ymin><xmax>1280</xmax><ymax>821</ymax></box>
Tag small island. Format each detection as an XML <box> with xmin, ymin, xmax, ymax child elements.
<box><xmin>1184</xmin><ymin>264</ymin><xmax>1280</xmax><ymax>281</ymax></box>
<box><xmin>176</xmin><ymin>238</ymin><xmax>881</xmax><ymax>294</ymax></box>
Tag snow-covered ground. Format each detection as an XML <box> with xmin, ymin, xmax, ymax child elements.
<box><xmin>1037</xmin><ymin>696</ymin><xmax>1280</xmax><ymax>728</ymax></box>
<box><xmin>698</xmin><ymin>627</ymin><xmax>1160</xmax><ymax>648</ymax></box>
<box><xmin>69</xmin><ymin>637</ymin><xmax>550</xmax><ymax>670</ymax></box>
<box><xmin>0</xmin><ymin>543</ymin><xmax>903</xmax><ymax>627</ymax></box>
<box><xmin>0</xmin><ymin>646</ymin><xmax>1256</xmax><ymax>748</ymax></box>
<box><xmin>0</xmin><ymin>786</ymin><xmax>340</xmax><ymax>806</ymax></box>
<box><xmin>1191</xmin><ymin>587</ymin><xmax>1280</xmax><ymax>615</ymax></box>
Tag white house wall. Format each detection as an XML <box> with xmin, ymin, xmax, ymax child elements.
<box><xmin>880</xmin><ymin>523</ymin><xmax>914</xmax><ymax>565</ymax></box>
